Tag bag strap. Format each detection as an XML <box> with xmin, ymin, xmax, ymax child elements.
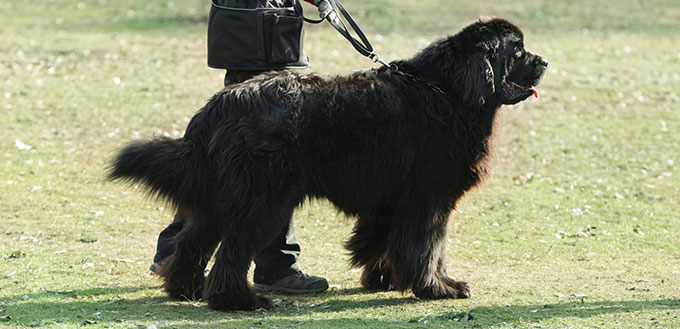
<box><xmin>213</xmin><ymin>0</ymin><xmax>303</xmax><ymax>12</ymax></box>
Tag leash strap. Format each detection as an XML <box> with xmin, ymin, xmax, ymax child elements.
<box><xmin>309</xmin><ymin>0</ymin><xmax>391</xmax><ymax>67</ymax></box>
<box><xmin>301</xmin><ymin>1</ymin><xmax>445</xmax><ymax>96</ymax></box>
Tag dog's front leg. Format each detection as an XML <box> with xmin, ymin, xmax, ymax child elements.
<box><xmin>345</xmin><ymin>214</ymin><xmax>394</xmax><ymax>291</ymax></box>
<box><xmin>386</xmin><ymin>198</ymin><xmax>470</xmax><ymax>299</ymax></box>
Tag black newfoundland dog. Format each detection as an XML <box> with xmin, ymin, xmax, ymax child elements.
<box><xmin>110</xmin><ymin>18</ymin><xmax>547</xmax><ymax>311</ymax></box>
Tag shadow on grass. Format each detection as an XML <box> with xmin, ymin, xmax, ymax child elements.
<box><xmin>441</xmin><ymin>299</ymin><xmax>680</xmax><ymax>326</ymax></box>
<box><xmin>4</xmin><ymin>286</ymin><xmax>680</xmax><ymax>327</ymax></box>
<box><xmin>1</xmin><ymin>286</ymin><xmax>157</xmax><ymax>304</ymax></box>
<box><xmin>2</xmin><ymin>286</ymin><xmax>419</xmax><ymax>327</ymax></box>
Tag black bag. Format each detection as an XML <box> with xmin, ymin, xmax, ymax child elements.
<box><xmin>208</xmin><ymin>0</ymin><xmax>309</xmax><ymax>70</ymax></box>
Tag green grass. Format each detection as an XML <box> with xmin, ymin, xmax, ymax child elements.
<box><xmin>1</xmin><ymin>0</ymin><xmax>679</xmax><ymax>328</ymax></box>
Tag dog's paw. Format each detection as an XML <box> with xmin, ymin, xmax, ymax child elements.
<box><xmin>162</xmin><ymin>278</ymin><xmax>204</xmax><ymax>301</ymax></box>
<box><xmin>443</xmin><ymin>278</ymin><xmax>471</xmax><ymax>299</ymax></box>
<box><xmin>360</xmin><ymin>267</ymin><xmax>394</xmax><ymax>291</ymax></box>
<box><xmin>163</xmin><ymin>285</ymin><xmax>203</xmax><ymax>301</ymax></box>
<box><xmin>412</xmin><ymin>277</ymin><xmax>470</xmax><ymax>300</ymax></box>
<box><xmin>255</xmin><ymin>295</ymin><xmax>275</xmax><ymax>310</ymax></box>
<box><xmin>360</xmin><ymin>268</ymin><xmax>383</xmax><ymax>290</ymax></box>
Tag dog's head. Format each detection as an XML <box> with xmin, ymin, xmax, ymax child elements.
<box><xmin>450</xmin><ymin>18</ymin><xmax>548</xmax><ymax>106</ymax></box>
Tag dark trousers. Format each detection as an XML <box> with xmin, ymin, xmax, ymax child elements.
<box><xmin>153</xmin><ymin>69</ymin><xmax>302</xmax><ymax>283</ymax></box>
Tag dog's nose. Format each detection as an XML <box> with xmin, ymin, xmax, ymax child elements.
<box><xmin>537</xmin><ymin>57</ymin><xmax>548</xmax><ymax>67</ymax></box>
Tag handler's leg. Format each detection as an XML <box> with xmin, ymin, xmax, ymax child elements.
<box><xmin>252</xmin><ymin>216</ymin><xmax>328</xmax><ymax>294</ymax></box>
<box><xmin>224</xmin><ymin>70</ymin><xmax>264</xmax><ymax>86</ymax></box>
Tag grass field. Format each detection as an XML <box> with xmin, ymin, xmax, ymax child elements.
<box><xmin>1</xmin><ymin>0</ymin><xmax>679</xmax><ymax>328</ymax></box>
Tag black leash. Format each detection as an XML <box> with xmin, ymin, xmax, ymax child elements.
<box><xmin>300</xmin><ymin>0</ymin><xmax>447</xmax><ymax>97</ymax></box>
<box><xmin>391</xmin><ymin>68</ymin><xmax>448</xmax><ymax>97</ymax></box>
<box><xmin>303</xmin><ymin>0</ymin><xmax>391</xmax><ymax>68</ymax></box>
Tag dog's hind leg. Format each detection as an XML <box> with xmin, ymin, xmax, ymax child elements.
<box><xmin>202</xmin><ymin>205</ymin><xmax>294</xmax><ymax>311</ymax></box>
<box><xmin>158</xmin><ymin>209</ymin><xmax>221</xmax><ymax>301</ymax></box>
<box><xmin>202</xmin><ymin>233</ymin><xmax>269</xmax><ymax>311</ymax></box>
<box><xmin>386</xmin><ymin>197</ymin><xmax>470</xmax><ymax>300</ymax></box>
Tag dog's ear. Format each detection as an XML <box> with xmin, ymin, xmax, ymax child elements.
<box><xmin>452</xmin><ymin>51</ymin><xmax>495</xmax><ymax>107</ymax></box>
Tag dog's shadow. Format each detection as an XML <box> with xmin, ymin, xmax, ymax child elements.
<box><xmin>5</xmin><ymin>286</ymin><xmax>680</xmax><ymax>327</ymax></box>
<box><xmin>267</xmin><ymin>287</ymin><xmax>424</xmax><ymax>311</ymax></box>
<box><xmin>1</xmin><ymin>286</ymin><xmax>420</xmax><ymax>327</ymax></box>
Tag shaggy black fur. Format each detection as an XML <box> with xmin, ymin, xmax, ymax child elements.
<box><xmin>109</xmin><ymin>18</ymin><xmax>547</xmax><ymax>311</ymax></box>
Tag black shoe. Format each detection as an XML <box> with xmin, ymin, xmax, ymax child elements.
<box><xmin>149</xmin><ymin>262</ymin><xmax>161</xmax><ymax>274</ymax></box>
<box><xmin>253</xmin><ymin>272</ymin><xmax>329</xmax><ymax>294</ymax></box>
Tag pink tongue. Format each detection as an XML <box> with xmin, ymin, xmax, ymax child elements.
<box><xmin>529</xmin><ymin>87</ymin><xmax>539</xmax><ymax>99</ymax></box>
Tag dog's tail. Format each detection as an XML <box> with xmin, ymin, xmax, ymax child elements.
<box><xmin>108</xmin><ymin>137</ymin><xmax>207</xmax><ymax>209</ymax></box>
